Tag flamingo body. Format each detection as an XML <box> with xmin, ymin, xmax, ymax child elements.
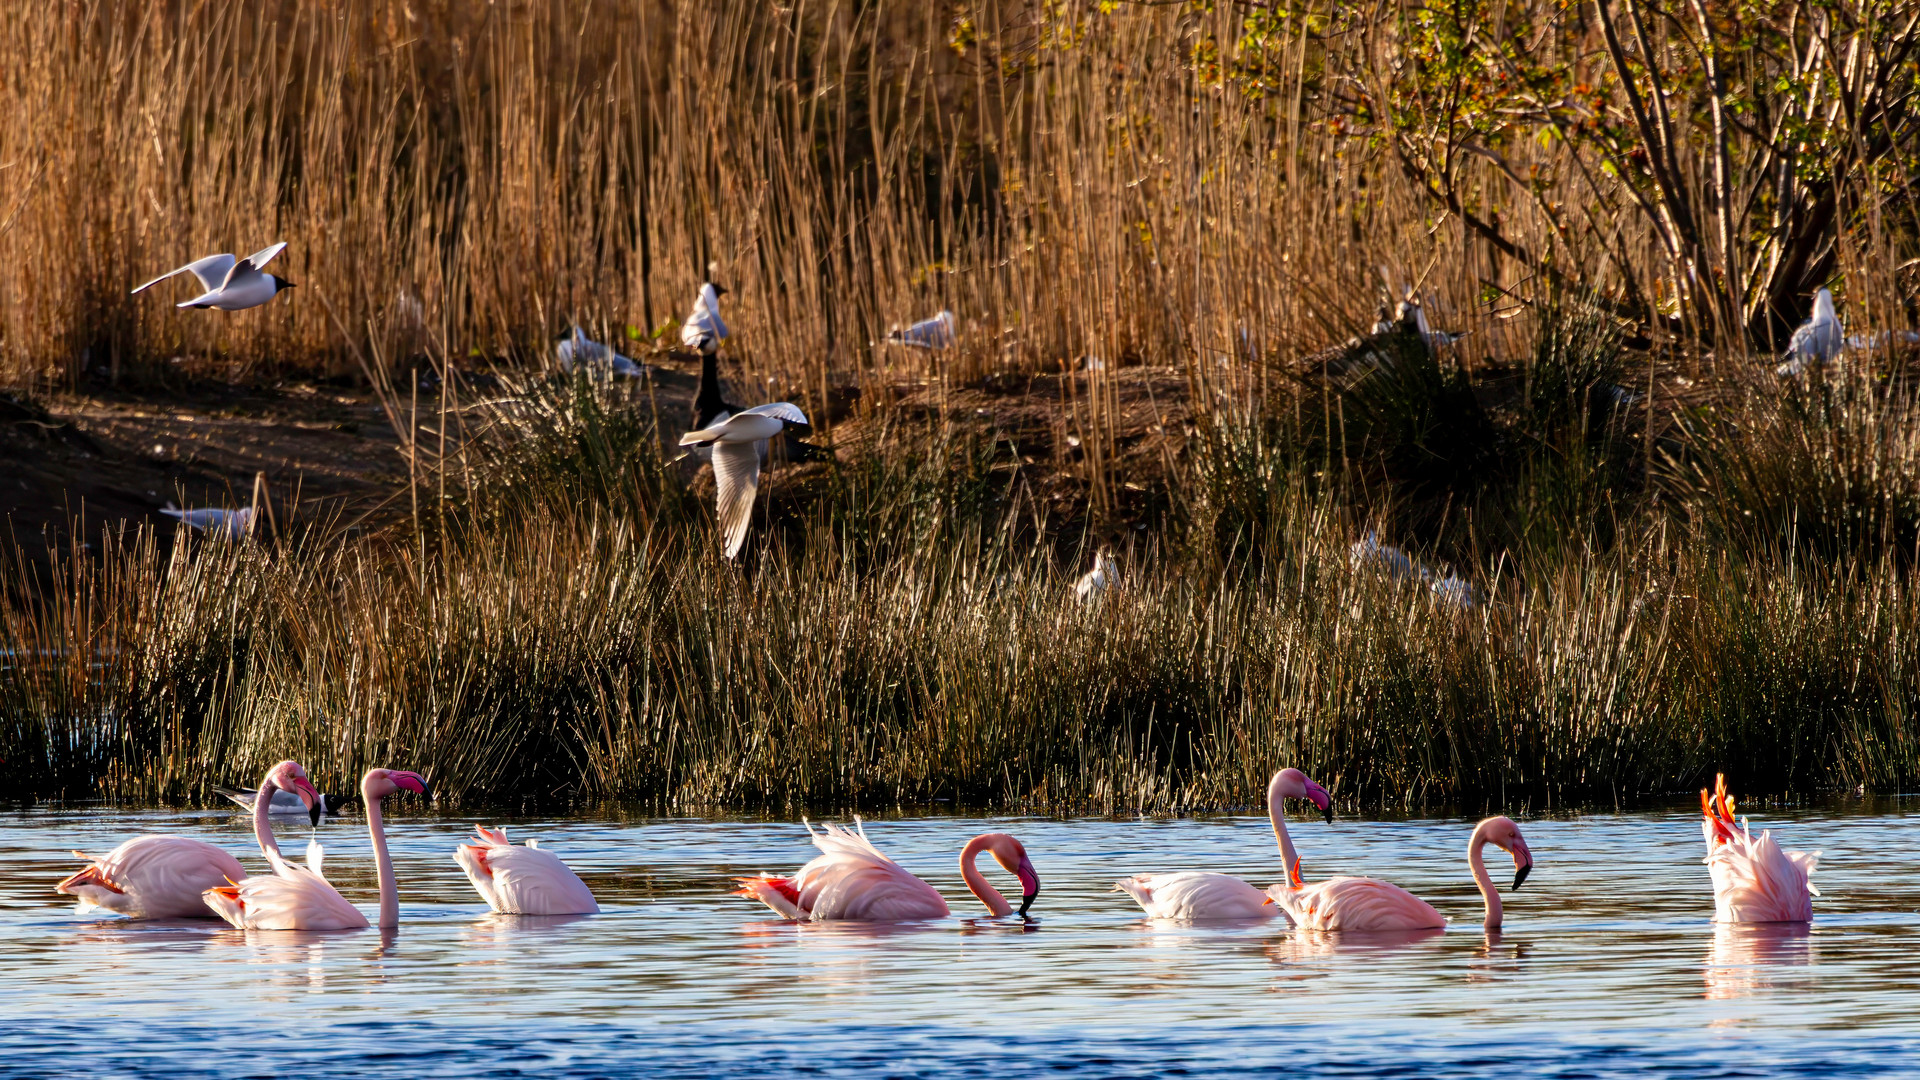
<box><xmin>1701</xmin><ymin>775</ymin><xmax>1818</xmax><ymax>923</ymax></box>
<box><xmin>1114</xmin><ymin>768</ymin><xmax>1332</xmax><ymax>921</ymax></box>
<box><xmin>203</xmin><ymin>860</ymin><xmax>370</xmax><ymax>931</ymax></box>
<box><xmin>1268</xmin><ymin>815</ymin><xmax>1533</xmax><ymax>931</ymax></box>
<box><xmin>56</xmin><ymin>836</ymin><xmax>245</xmax><ymax>919</ymax></box>
<box><xmin>200</xmin><ymin>759</ymin><xmax>372</xmax><ymax>930</ymax></box>
<box><xmin>1113</xmin><ymin>872</ymin><xmax>1278</xmax><ymax>920</ymax></box>
<box><xmin>738</xmin><ymin>820</ymin><xmax>950</xmax><ymax>921</ymax></box>
<box><xmin>456</xmin><ymin>826</ymin><xmax>599</xmax><ymax>915</ymax></box>
<box><xmin>1266</xmin><ymin>876</ymin><xmax>1445</xmax><ymax>931</ymax></box>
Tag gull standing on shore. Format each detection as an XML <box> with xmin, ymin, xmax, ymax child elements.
<box><xmin>681</xmin><ymin>282</ymin><xmax>730</xmax><ymax>356</ymax></box>
<box><xmin>556</xmin><ymin>327</ymin><xmax>647</xmax><ymax>378</ymax></box>
<box><xmin>1777</xmin><ymin>288</ymin><xmax>1844</xmax><ymax>376</ymax></box>
<box><xmin>1073</xmin><ymin>549</ymin><xmax>1118</xmax><ymax>602</ymax></box>
<box><xmin>132</xmin><ymin>243</ymin><xmax>296</xmax><ymax>311</ymax></box>
<box><xmin>679</xmin><ymin>402</ymin><xmax>812</xmax><ymax>559</ymax></box>
<box><xmin>885</xmin><ymin>310</ymin><xmax>955</xmax><ymax>349</ymax></box>
<box><xmin>160</xmin><ymin>504</ymin><xmax>253</xmax><ymax>540</ymax></box>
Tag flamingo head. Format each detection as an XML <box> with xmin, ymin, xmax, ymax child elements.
<box><xmin>362</xmin><ymin>768</ymin><xmax>432</xmax><ymax>802</ymax></box>
<box><xmin>1482</xmin><ymin>816</ymin><xmax>1533</xmax><ymax>891</ymax></box>
<box><xmin>1273</xmin><ymin>768</ymin><xmax>1335</xmax><ymax>824</ymax></box>
<box><xmin>984</xmin><ymin>834</ymin><xmax>1041</xmax><ymax>916</ymax></box>
<box><xmin>265</xmin><ymin>760</ymin><xmax>321</xmax><ymax>811</ymax></box>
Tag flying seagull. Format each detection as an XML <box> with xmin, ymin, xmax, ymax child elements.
<box><xmin>132</xmin><ymin>242</ymin><xmax>295</xmax><ymax>311</ymax></box>
<box><xmin>681</xmin><ymin>283</ymin><xmax>730</xmax><ymax>356</ymax></box>
<box><xmin>687</xmin><ymin>351</ymin><xmax>829</xmax><ymax>466</ymax></box>
<box><xmin>1777</xmin><ymin>288</ymin><xmax>1844</xmax><ymax>376</ymax></box>
<box><xmin>678</xmin><ymin>402</ymin><xmax>810</xmax><ymax>559</ymax></box>
<box><xmin>160</xmin><ymin>504</ymin><xmax>252</xmax><ymax>540</ymax></box>
<box><xmin>886</xmin><ymin>310</ymin><xmax>956</xmax><ymax>349</ymax></box>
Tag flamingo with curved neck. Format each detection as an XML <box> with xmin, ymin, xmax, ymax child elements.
<box><xmin>202</xmin><ymin>764</ymin><xmax>426</xmax><ymax>930</ymax></box>
<box><xmin>1113</xmin><ymin>768</ymin><xmax>1333</xmax><ymax>920</ymax></box>
<box><xmin>735</xmin><ymin>819</ymin><xmax>1040</xmax><ymax>921</ymax></box>
<box><xmin>362</xmin><ymin>768</ymin><xmax>430</xmax><ymax>928</ymax></box>
<box><xmin>1266</xmin><ymin>815</ymin><xmax>1534</xmax><ymax>931</ymax></box>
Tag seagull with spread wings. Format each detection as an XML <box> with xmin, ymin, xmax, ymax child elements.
<box><xmin>132</xmin><ymin>242</ymin><xmax>296</xmax><ymax>311</ymax></box>
<box><xmin>678</xmin><ymin>402</ymin><xmax>811</xmax><ymax>559</ymax></box>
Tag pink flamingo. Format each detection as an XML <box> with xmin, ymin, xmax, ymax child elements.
<box><xmin>734</xmin><ymin>819</ymin><xmax>1039</xmax><ymax>921</ymax></box>
<box><xmin>455</xmin><ymin>826</ymin><xmax>599</xmax><ymax>915</ymax></box>
<box><xmin>204</xmin><ymin>766</ymin><xmax>427</xmax><ymax>930</ymax></box>
<box><xmin>1112</xmin><ymin>769</ymin><xmax>1332</xmax><ymax>920</ymax></box>
<box><xmin>56</xmin><ymin>835</ymin><xmax>250</xmax><ymax>920</ymax></box>
<box><xmin>1701</xmin><ymin>774</ymin><xmax>1818</xmax><ymax>923</ymax></box>
<box><xmin>1264</xmin><ymin>815</ymin><xmax>1533</xmax><ymax>931</ymax></box>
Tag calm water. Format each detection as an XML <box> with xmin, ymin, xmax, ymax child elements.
<box><xmin>2</xmin><ymin>801</ymin><xmax>1918</xmax><ymax>1077</ymax></box>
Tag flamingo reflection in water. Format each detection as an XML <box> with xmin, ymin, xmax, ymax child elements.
<box><xmin>1703</xmin><ymin>923</ymin><xmax>1815</xmax><ymax>1000</ymax></box>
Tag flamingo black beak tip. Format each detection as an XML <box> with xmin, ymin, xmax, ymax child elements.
<box><xmin>1512</xmin><ymin>863</ymin><xmax>1532</xmax><ymax>892</ymax></box>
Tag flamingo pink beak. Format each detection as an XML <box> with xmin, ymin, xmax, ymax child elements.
<box><xmin>1511</xmin><ymin>838</ymin><xmax>1534</xmax><ymax>891</ymax></box>
<box><xmin>1015</xmin><ymin>856</ymin><xmax>1040</xmax><ymax>916</ymax></box>
<box><xmin>1304</xmin><ymin>780</ymin><xmax>1334</xmax><ymax>824</ymax></box>
<box><xmin>285</xmin><ymin>774</ymin><xmax>322</xmax><ymax>811</ymax></box>
<box><xmin>391</xmin><ymin>772</ymin><xmax>431</xmax><ymax>798</ymax></box>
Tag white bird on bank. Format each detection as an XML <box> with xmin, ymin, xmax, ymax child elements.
<box><xmin>1350</xmin><ymin>532</ymin><xmax>1416</xmax><ymax>581</ymax></box>
<box><xmin>681</xmin><ymin>283</ymin><xmax>730</xmax><ymax>356</ymax></box>
<box><xmin>1777</xmin><ymin>288</ymin><xmax>1843</xmax><ymax>376</ymax></box>
<box><xmin>885</xmin><ymin>310</ymin><xmax>955</xmax><ymax>349</ymax></box>
<box><xmin>678</xmin><ymin>402</ymin><xmax>811</xmax><ymax>559</ymax></box>
<box><xmin>1429</xmin><ymin>573</ymin><xmax>1478</xmax><ymax>610</ymax></box>
<box><xmin>1073</xmin><ymin>549</ymin><xmax>1118</xmax><ymax>601</ymax></box>
<box><xmin>556</xmin><ymin>327</ymin><xmax>646</xmax><ymax>378</ymax></box>
<box><xmin>160</xmin><ymin>504</ymin><xmax>252</xmax><ymax>540</ymax></box>
<box><xmin>132</xmin><ymin>242</ymin><xmax>295</xmax><ymax>311</ymax></box>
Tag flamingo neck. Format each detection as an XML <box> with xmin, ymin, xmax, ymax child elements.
<box><xmin>364</xmin><ymin>787</ymin><xmax>398</xmax><ymax>929</ymax></box>
<box><xmin>959</xmin><ymin>835</ymin><xmax>1012</xmax><ymax>916</ymax></box>
<box><xmin>1468</xmin><ymin>824</ymin><xmax>1502</xmax><ymax>929</ymax></box>
<box><xmin>253</xmin><ymin>776</ymin><xmax>285</xmax><ymax>865</ymax></box>
<box><xmin>1268</xmin><ymin>777</ymin><xmax>1300</xmax><ymax>877</ymax></box>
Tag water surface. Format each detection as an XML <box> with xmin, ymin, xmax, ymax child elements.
<box><xmin>3</xmin><ymin>802</ymin><xmax>1917</xmax><ymax>1077</ymax></box>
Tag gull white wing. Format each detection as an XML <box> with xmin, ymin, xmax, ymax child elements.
<box><xmin>221</xmin><ymin>242</ymin><xmax>289</xmax><ymax>289</ymax></box>
<box><xmin>739</xmin><ymin>402</ymin><xmax>809</xmax><ymax>426</ymax></box>
<box><xmin>712</xmin><ymin>440</ymin><xmax>762</xmax><ymax>559</ymax></box>
<box><xmin>132</xmin><ymin>253</ymin><xmax>235</xmax><ymax>296</ymax></box>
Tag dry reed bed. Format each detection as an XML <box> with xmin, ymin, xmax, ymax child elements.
<box><xmin>4</xmin><ymin>476</ymin><xmax>1915</xmax><ymax>810</ymax></box>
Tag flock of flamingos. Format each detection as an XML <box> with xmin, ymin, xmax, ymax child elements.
<box><xmin>54</xmin><ymin>762</ymin><xmax>1818</xmax><ymax>931</ymax></box>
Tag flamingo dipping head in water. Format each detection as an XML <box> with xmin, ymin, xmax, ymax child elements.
<box><xmin>1701</xmin><ymin>774</ymin><xmax>1818</xmax><ymax>924</ymax></box>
